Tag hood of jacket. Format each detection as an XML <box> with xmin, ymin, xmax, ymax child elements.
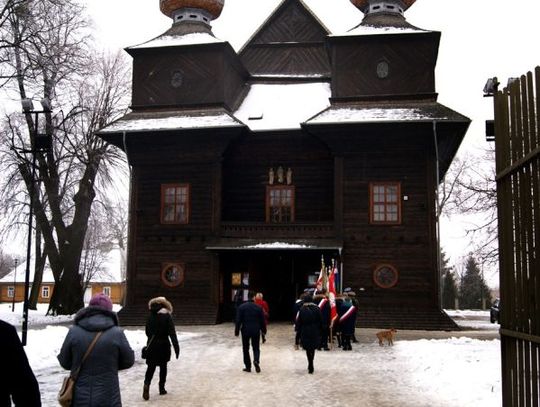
<box><xmin>148</xmin><ymin>296</ymin><xmax>173</xmax><ymax>313</ymax></box>
<box><xmin>74</xmin><ymin>306</ymin><xmax>119</xmax><ymax>332</ymax></box>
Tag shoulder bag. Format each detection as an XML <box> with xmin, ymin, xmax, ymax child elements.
<box><xmin>141</xmin><ymin>335</ymin><xmax>155</xmax><ymax>359</ymax></box>
<box><xmin>58</xmin><ymin>331</ymin><xmax>103</xmax><ymax>407</ymax></box>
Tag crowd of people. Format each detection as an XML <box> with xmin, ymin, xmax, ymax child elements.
<box><xmin>2</xmin><ymin>287</ymin><xmax>358</xmax><ymax>406</ymax></box>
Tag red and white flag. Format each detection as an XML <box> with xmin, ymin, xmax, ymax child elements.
<box><xmin>328</xmin><ymin>263</ymin><xmax>338</xmax><ymax>325</ymax></box>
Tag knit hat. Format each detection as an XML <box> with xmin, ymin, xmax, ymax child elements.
<box><xmin>89</xmin><ymin>293</ymin><xmax>113</xmax><ymax>311</ymax></box>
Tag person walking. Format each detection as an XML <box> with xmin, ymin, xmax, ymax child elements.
<box><xmin>0</xmin><ymin>319</ymin><xmax>41</xmax><ymax>406</ymax></box>
<box><xmin>143</xmin><ymin>296</ymin><xmax>180</xmax><ymax>401</ymax></box>
<box><xmin>338</xmin><ymin>296</ymin><xmax>358</xmax><ymax>351</ymax></box>
<box><xmin>314</xmin><ymin>289</ymin><xmax>331</xmax><ymax>350</ymax></box>
<box><xmin>296</xmin><ymin>294</ymin><xmax>323</xmax><ymax>374</ymax></box>
<box><xmin>57</xmin><ymin>293</ymin><xmax>135</xmax><ymax>407</ymax></box>
<box><xmin>235</xmin><ymin>290</ymin><xmax>266</xmax><ymax>373</ymax></box>
<box><xmin>254</xmin><ymin>292</ymin><xmax>270</xmax><ymax>343</ymax></box>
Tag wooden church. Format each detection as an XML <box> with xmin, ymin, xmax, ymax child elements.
<box><xmin>98</xmin><ymin>0</ymin><xmax>470</xmax><ymax>329</ymax></box>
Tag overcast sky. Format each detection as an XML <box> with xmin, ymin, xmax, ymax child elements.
<box><xmin>82</xmin><ymin>0</ymin><xmax>540</xmax><ymax>285</ymax></box>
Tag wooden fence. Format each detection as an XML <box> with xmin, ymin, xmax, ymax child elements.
<box><xmin>494</xmin><ymin>67</ymin><xmax>540</xmax><ymax>406</ymax></box>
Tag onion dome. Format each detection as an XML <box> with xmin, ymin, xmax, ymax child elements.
<box><xmin>160</xmin><ymin>0</ymin><xmax>224</xmax><ymax>22</ymax></box>
<box><xmin>350</xmin><ymin>0</ymin><xmax>416</xmax><ymax>15</ymax></box>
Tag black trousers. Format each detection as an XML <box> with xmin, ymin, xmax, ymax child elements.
<box><xmin>241</xmin><ymin>333</ymin><xmax>261</xmax><ymax>368</ymax></box>
<box><xmin>320</xmin><ymin>327</ymin><xmax>330</xmax><ymax>349</ymax></box>
<box><xmin>144</xmin><ymin>362</ymin><xmax>167</xmax><ymax>385</ymax></box>
<box><xmin>305</xmin><ymin>348</ymin><xmax>315</xmax><ymax>369</ymax></box>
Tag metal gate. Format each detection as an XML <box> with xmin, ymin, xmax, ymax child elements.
<box><xmin>493</xmin><ymin>67</ymin><xmax>540</xmax><ymax>406</ymax></box>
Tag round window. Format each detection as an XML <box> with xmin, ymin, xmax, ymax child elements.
<box><xmin>373</xmin><ymin>264</ymin><xmax>398</xmax><ymax>288</ymax></box>
<box><xmin>161</xmin><ymin>263</ymin><xmax>185</xmax><ymax>287</ymax></box>
<box><xmin>376</xmin><ymin>61</ymin><xmax>389</xmax><ymax>79</ymax></box>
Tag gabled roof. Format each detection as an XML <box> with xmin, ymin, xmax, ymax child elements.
<box><xmin>237</xmin><ymin>0</ymin><xmax>331</xmax><ymax>54</ymax></box>
<box><xmin>211</xmin><ymin>0</ymin><xmax>361</xmax><ymax>51</ymax></box>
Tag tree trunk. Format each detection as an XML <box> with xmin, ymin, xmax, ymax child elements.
<box><xmin>28</xmin><ymin>227</ymin><xmax>46</xmax><ymax>309</ymax></box>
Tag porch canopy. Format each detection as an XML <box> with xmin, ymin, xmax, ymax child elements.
<box><xmin>205</xmin><ymin>238</ymin><xmax>343</xmax><ymax>251</ymax></box>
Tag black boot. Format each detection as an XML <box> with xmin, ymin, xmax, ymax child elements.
<box><xmin>159</xmin><ymin>383</ymin><xmax>167</xmax><ymax>395</ymax></box>
<box><xmin>142</xmin><ymin>384</ymin><xmax>150</xmax><ymax>401</ymax></box>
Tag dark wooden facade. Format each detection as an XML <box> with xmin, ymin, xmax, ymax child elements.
<box><xmin>98</xmin><ymin>0</ymin><xmax>469</xmax><ymax>328</ymax></box>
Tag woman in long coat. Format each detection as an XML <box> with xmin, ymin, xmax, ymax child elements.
<box><xmin>143</xmin><ymin>296</ymin><xmax>180</xmax><ymax>400</ymax></box>
<box><xmin>57</xmin><ymin>293</ymin><xmax>135</xmax><ymax>407</ymax></box>
<box><xmin>295</xmin><ymin>294</ymin><xmax>323</xmax><ymax>374</ymax></box>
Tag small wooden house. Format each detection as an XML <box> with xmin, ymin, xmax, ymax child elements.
<box><xmin>98</xmin><ymin>0</ymin><xmax>470</xmax><ymax>328</ymax></box>
<box><xmin>0</xmin><ymin>250</ymin><xmax>126</xmax><ymax>305</ymax></box>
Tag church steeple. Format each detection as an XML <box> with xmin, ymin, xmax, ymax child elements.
<box><xmin>350</xmin><ymin>0</ymin><xmax>416</xmax><ymax>16</ymax></box>
<box><xmin>350</xmin><ymin>0</ymin><xmax>417</xmax><ymax>27</ymax></box>
<box><xmin>159</xmin><ymin>0</ymin><xmax>224</xmax><ymax>31</ymax></box>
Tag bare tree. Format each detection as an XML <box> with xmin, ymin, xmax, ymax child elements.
<box><xmin>442</xmin><ymin>147</ymin><xmax>498</xmax><ymax>267</ymax></box>
<box><xmin>0</xmin><ymin>0</ymin><xmax>130</xmax><ymax>314</ymax></box>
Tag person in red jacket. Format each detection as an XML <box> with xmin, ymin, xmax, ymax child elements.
<box><xmin>254</xmin><ymin>292</ymin><xmax>270</xmax><ymax>343</ymax></box>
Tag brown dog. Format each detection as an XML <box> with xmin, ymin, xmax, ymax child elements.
<box><xmin>376</xmin><ymin>328</ymin><xmax>397</xmax><ymax>346</ymax></box>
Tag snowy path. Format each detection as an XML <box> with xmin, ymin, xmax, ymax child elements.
<box><xmin>75</xmin><ymin>324</ymin><xmax>497</xmax><ymax>407</ymax></box>
<box><xmin>2</xmin><ymin>303</ymin><xmax>500</xmax><ymax>407</ymax></box>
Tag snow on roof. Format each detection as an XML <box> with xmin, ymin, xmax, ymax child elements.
<box><xmin>99</xmin><ymin>110</ymin><xmax>243</xmax><ymax>133</ymax></box>
<box><xmin>243</xmin><ymin>242</ymin><xmax>316</xmax><ymax>249</ymax></box>
<box><xmin>306</xmin><ymin>103</ymin><xmax>469</xmax><ymax>125</ymax></box>
<box><xmin>129</xmin><ymin>32</ymin><xmax>224</xmax><ymax>49</ymax></box>
<box><xmin>337</xmin><ymin>24</ymin><xmax>429</xmax><ymax>37</ymax></box>
<box><xmin>0</xmin><ymin>249</ymin><xmax>125</xmax><ymax>284</ymax></box>
<box><xmin>234</xmin><ymin>82</ymin><xmax>331</xmax><ymax>131</ymax></box>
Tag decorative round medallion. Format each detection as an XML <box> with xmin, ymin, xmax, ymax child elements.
<box><xmin>160</xmin><ymin>0</ymin><xmax>224</xmax><ymax>20</ymax></box>
<box><xmin>161</xmin><ymin>263</ymin><xmax>185</xmax><ymax>287</ymax></box>
<box><xmin>376</xmin><ymin>61</ymin><xmax>389</xmax><ymax>79</ymax></box>
<box><xmin>171</xmin><ymin>70</ymin><xmax>184</xmax><ymax>88</ymax></box>
<box><xmin>373</xmin><ymin>264</ymin><xmax>398</xmax><ymax>288</ymax></box>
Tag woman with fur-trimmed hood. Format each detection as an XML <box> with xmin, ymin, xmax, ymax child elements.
<box><xmin>142</xmin><ymin>296</ymin><xmax>180</xmax><ymax>401</ymax></box>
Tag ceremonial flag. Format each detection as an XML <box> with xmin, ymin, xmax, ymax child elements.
<box><xmin>328</xmin><ymin>261</ymin><xmax>338</xmax><ymax>324</ymax></box>
<box><xmin>315</xmin><ymin>255</ymin><xmax>325</xmax><ymax>293</ymax></box>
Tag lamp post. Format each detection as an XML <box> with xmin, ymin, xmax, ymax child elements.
<box><xmin>20</xmin><ymin>97</ymin><xmax>52</xmax><ymax>346</ymax></box>
<box><xmin>12</xmin><ymin>258</ymin><xmax>18</xmax><ymax>312</ymax></box>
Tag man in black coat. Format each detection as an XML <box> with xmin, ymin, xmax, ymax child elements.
<box><xmin>296</xmin><ymin>294</ymin><xmax>323</xmax><ymax>374</ymax></box>
<box><xmin>235</xmin><ymin>291</ymin><xmax>266</xmax><ymax>373</ymax></box>
<box><xmin>314</xmin><ymin>290</ymin><xmax>331</xmax><ymax>351</ymax></box>
<box><xmin>0</xmin><ymin>319</ymin><xmax>41</xmax><ymax>406</ymax></box>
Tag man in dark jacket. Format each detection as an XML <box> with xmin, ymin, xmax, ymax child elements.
<box><xmin>296</xmin><ymin>294</ymin><xmax>323</xmax><ymax>374</ymax></box>
<box><xmin>314</xmin><ymin>290</ymin><xmax>331</xmax><ymax>351</ymax></box>
<box><xmin>235</xmin><ymin>290</ymin><xmax>266</xmax><ymax>373</ymax></box>
<box><xmin>0</xmin><ymin>319</ymin><xmax>41</xmax><ymax>406</ymax></box>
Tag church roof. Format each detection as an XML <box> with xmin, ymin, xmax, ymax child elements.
<box><xmin>98</xmin><ymin>108</ymin><xmax>244</xmax><ymax>134</ymax></box>
<box><xmin>234</xmin><ymin>82</ymin><xmax>331</xmax><ymax>131</ymax></box>
<box><xmin>140</xmin><ymin>0</ymin><xmax>363</xmax><ymax>52</ymax></box>
<box><xmin>305</xmin><ymin>101</ymin><xmax>470</xmax><ymax>125</ymax></box>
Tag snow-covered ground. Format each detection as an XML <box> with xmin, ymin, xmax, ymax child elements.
<box><xmin>2</xmin><ymin>303</ymin><xmax>501</xmax><ymax>406</ymax></box>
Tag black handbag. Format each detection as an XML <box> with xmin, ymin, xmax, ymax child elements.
<box><xmin>141</xmin><ymin>335</ymin><xmax>155</xmax><ymax>359</ymax></box>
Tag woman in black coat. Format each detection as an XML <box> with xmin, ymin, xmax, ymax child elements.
<box><xmin>295</xmin><ymin>294</ymin><xmax>323</xmax><ymax>374</ymax></box>
<box><xmin>143</xmin><ymin>296</ymin><xmax>180</xmax><ymax>401</ymax></box>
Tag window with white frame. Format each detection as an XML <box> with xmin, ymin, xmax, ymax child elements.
<box><xmin>41</xmin><ymin>286</ymin><xmax>50</xmax><ymax>298</ymax></box>
<box><xmin>103</xmin><ymin>286</ymin><xmax>111</xmax><ymax>297</ymax></box>
<box><xmin>7</xmin><ymin>286</ymin><xmax>14</xmax><ymax>298</ymax></box>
